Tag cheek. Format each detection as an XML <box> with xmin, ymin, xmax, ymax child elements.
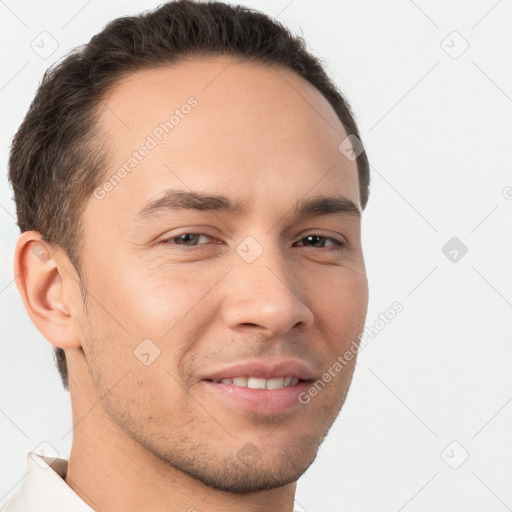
<box><xmin>85</xmin><ymin>252</ymin><xmax>212</xmax><ymax>339</ymax></box>
<box><xmin>80</xmin><ymin>297</ymin><xmax>187</xmax><ymax>418</ymax></box>
<box><xmin>124</xmin><ymin>270</ymin><xmax>221</xmax><ymax>358</ymax></box>
<box><xmin>311</xmin><ymin>266</ymin><xmax>368</xmax><ymax>335</ymax></box>
<box><xmin>84</xmin><ymin>260</ymin><xmax>227</xmax><ymax>381</ymax></box>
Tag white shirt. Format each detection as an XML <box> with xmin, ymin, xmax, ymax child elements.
<box><xmin>1</xmin><ymin>452</ymin><xmax>94</xmax><ymax>511</ymax></box>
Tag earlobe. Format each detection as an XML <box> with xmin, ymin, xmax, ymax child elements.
<box><xmin>13</xmin><ymin>231</ymin><xmax>82</xmax><ymax>350</ymax></box>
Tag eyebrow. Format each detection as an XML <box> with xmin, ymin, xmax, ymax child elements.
<box><xmin>135</xmin><ymin>189</ymin><xmax>361</xmax><ymax>221</ymax></box>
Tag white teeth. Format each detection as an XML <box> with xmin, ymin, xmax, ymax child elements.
<box><xmin>266</xmin><ymin>377</ymin><xmax>284</xmax><ymax>389</ymax></box>
<box><xmin>248</xmin><ymin>377</ymin><xmax>267</xmax><ymax>389</ymax></box>
<box><xmin>216</xmin><ymin>376</ymin><xmax>299</xmax><ymax>389</ymax></box>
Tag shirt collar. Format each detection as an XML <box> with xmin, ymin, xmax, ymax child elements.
<box><xmin>2</xmin><ymin>452</ymin><xmax>94</xmax><ymax>512</ymax></box>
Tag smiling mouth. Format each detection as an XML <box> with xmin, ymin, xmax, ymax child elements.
<box><xmin>202</xmin><ymin>371</ymin><xmax>314</xmax><ymax>414</ymax></box>
<box><xmin>204</xmin><ymin>376</ymin><xmax>304</xmax><ymax>389</ymax></box>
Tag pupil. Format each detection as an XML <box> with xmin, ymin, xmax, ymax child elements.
<box><xmin>180</xmin><ymin>234</ymin><xmax>197</xmax><ymax>245</ymax></box>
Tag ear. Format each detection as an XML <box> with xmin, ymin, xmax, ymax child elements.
<box><xmin>14</xmin><ymin>231</ymin><xmax>82</xmax><ymax>349</ymax></box>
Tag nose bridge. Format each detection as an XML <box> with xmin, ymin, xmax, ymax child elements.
<box><xmin>220</xmin><ymin>233</ymin><xmax>314</xmax><ymax>335</ymax></box>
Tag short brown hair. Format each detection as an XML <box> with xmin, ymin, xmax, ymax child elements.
<box><xmin>8</xmin><ymin>0</ymin><xmax>370</xmax><ymax>391</ymax></box>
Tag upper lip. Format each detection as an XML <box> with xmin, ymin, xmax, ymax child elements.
<box><xmin>201</xmin><ymin>359</ymin><xmax>317</xmax><ymax>382</ymax></box>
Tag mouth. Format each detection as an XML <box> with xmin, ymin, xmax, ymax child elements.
<box><xmin>204</xmin><ymin>376</ymin><xmax>301</xmax><ymax>389</ymax></box>
<box><xmin>200</xmin><ymin>360</ymin><xmax>316</xmax><ymax>415</ymax></box>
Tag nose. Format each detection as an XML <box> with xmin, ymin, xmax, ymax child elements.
<box><xmin>220</xmin><ymin>241</ymin><xmax>315</xmax><ymax>338</ymax></box>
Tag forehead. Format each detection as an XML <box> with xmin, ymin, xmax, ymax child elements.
<box><xmin>90</xmin><ymin>56</ymin><xmax>359</xmax><ymax>225</ymax></box>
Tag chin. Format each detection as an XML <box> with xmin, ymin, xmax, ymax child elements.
<box><xmin>177</xmin><ymin>443</ymin><xmax>319</xmax><ymax>494</ymax></box>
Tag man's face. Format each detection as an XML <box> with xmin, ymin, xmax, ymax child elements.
<box><xmin>74</xmin><ymin>56</ymin><xmax>368</xmax><ymax>492</ymax></box>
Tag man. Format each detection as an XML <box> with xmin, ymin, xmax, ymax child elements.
<box><xmin>4</xmin><ymin>0</ymin><xmax>370</xmax><ymax>510</ymax></box>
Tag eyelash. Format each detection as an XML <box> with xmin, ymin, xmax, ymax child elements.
<box><xmin>159</xmin><ymin>232</ymin><xmax>345</xmax><ymax>252</ymax></box>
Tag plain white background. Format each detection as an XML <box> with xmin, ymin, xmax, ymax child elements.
<box><xmin>1</xmin><ymin>1</ymin><xmax>511</xmax><ymax>510</ymax></box>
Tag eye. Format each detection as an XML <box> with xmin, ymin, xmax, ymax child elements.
<box><xmin>160</xmin><ymin>233</ymin><xmax>215</xmax><ymax>247</ymax></box>
<box><xmin>295</xmin><ymin>234</ymin><xmax>344</xmax><ymax>251</ymax></box>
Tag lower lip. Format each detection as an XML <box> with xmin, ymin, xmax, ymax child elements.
<box><xmin>202</xmin><ymin>380</ymin><xmax>312</xmax><ymax>415</ymax></box>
